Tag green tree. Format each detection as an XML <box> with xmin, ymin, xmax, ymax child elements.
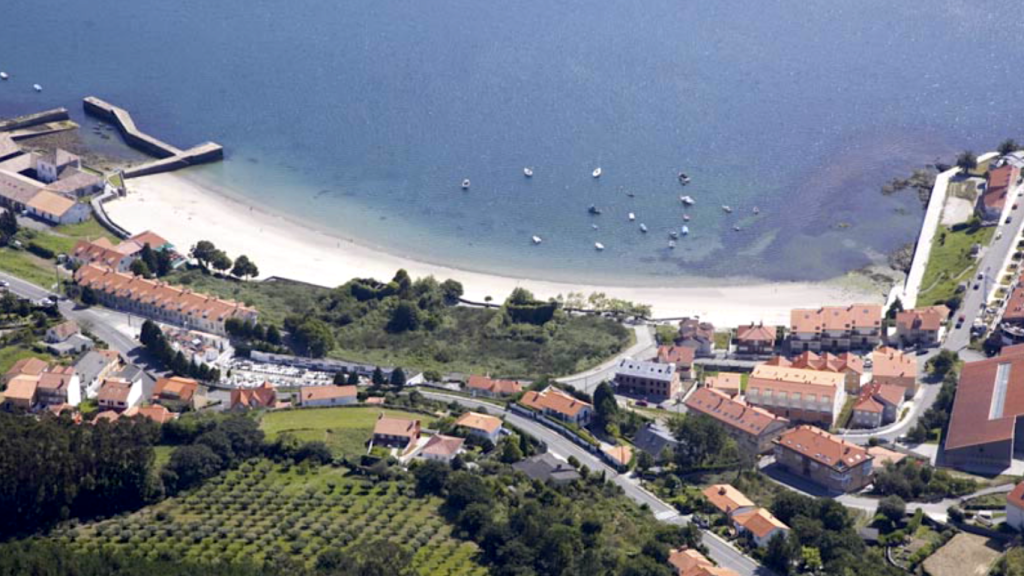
<box><xmin>956</xmin><ymin>150</ymin><xmax>977</xmax><ymax>173</ymax></box>
<box><xmin>347</xmin><ymin>371</ymin><xmax>359</xmax><ymax>385</ymax></box>
<box><xmin>210</xmin><ymin>250</ymin><xmax>233</xmax><ymax>274</ymax></box>
<box><xmin>636</xmin><ymin>450</ymin><xmax>655</xmax><ymax>474</ymax></box>
<box><xmin>389</xmin><ymin>367</ymin><xmax>407</xmax><ymax>388</ymax></box>
<box><xmin>387</xmin><ymin>301</ymin><xmax>421</xmax><ymax>333</ymax></box>
<box><xmin>440</xmin><ymin>279</ymin><xmax>464</xmax><ymax>305</ymax></box>
<box><xmin>878</xmin><ymin>495</ymin><xmax>906</xmax><ymax>524</ymax></box>
<box><xmin>413</xmin><ymin>460</ymin><xmax>450</xmax><ymax>495</ymax></box>
<box><xmin>190</xmin><ymin>240</ymin><xmax>217</xmax><ymax>269</ymax></box>
<box><xmin>265</xmin><ymin>324</ymin><xmax>281</xmax><ymax>345</ymax></box>
<box><xmin>998</xmin><ymin>138</ymin><xmax>1020</xmax><ymax>156</ymax></box>
<box><xmin>763</xmin><ymin>532</ymin><xmax>796</xmax><ymax>574</ymax></box>
<box><xmin>129</xmin><ymin>258</ymin><xmax>151</xmax><ymax>278</ymax></box>
<box><xmin>0</xmin><ymin>208</ymin><xmax>18</xmax><ymax>241</ymax></box>
<box><xmin>231</xmin><ymin>255</ymin><xmax>259</xmax><ymax>281</ymax></box>
<box><xmin>80</xmin><ymin>285</ymin><xmax>96</xmax><ymax>306</ymax></box>
<box><xmin>498</xmin><ymin>435</ymin><xmax>525</xmax><ymax>463</ymax></box>
<box><xmin>294</xmin><ymin>318</ymin><xmax>334</xmax><ymax>357</ymax></box>
<box><xmin>371</xmin><ymin>366</ymin><xmax>385</xmax><ymax>387</ymax></box>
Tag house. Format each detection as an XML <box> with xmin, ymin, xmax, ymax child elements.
<box><xmin>704</xmin><ymin>372</ymin><xmax>742</xmax><ymax>397</ymax></box>
<box><xmin>372</xmin><ymin>414</ymin><xmax>421</xmax><ymax>449</ymax></box>
<box><xmin>520</xmin><ymin>387</ymin><xmax>593</xmax><ymax>425</ymax></box>
<box><xmin>668</xmin><ymin>549</ymin><xmax>740</xmax><ymax>576</ymax></box>
<box><xmin>97</xmin><ymin>377</ymin><xmax>142</xmax><ymax>412</ymax></box>
<box><xmin>735</xmin><ymin>323</ymin><xmax>777</xmax><ymax>356</ymax></box>
<box><xmin>47</xmin><ymin>333</ymin><xmax>94</xmax><ymax>357</ymax></box>
<box><xmin>1004</xmin><ymin>280</ymin><xmax>1024</xmax><ymax>327</ymax></box>
<box><xmin>35</xmin><ymin>366</ymin><xmax>81</xmax><ymax>407</ymax></box>
<box><xmin>677</xmin><ymin>317</ymin><xmax>715</xmax><ymax>357</ymax></box>
<box><xmin>418</xmin><ymin>434</ymin><xmax>464</xmax><ymax>463</ymax></box>
<box><xmin>773</xmin><ymin>425</ymin><xmax>874</xmax><ymax>493</ymax></box>
<box><xmin>151</xmin><ymin>376</ymin><xmax>199</xmax><ymax>411</ymax></box>
<box><xmin>767</xmin><ymin>351</ymin><xmax>865</xmax><ymax>394</ymax></box>
<box><xmin>298</xmin><ymin>385</ymin><xmax>356</xmax><ymax>407</ymax></box>
<box><xmin>894</xmin><ymin>306</ymin><xmax>950</xmax><ymax>348</ymax></box>
<box><xmin>789</xmin><ymin>304</ymin><xmax>883</xmax><ymax>353</ymax></box>
<box><xmin>455</xmin><ymin>411</ymin><xmax>503</xmax><ymax>444</ymax></box>
<box><xmin>1</xmin><ymin>374</ymin><xmax>39</xmax><ymax>411</ymax></box>
<box><xmin>0</xmin><ymin>168</ymin><xmax>44</xmax><ymax>211</ymax></box>
<box><xmin>72</xmin><ymin>237</ymin><xmax>142</xmax><ymax>273</ymax></box>
<box><xmin>684</xmin><ymin>388</ymin><xmax>789</xmax><ymax>454</ymax></box>
<box><xmin>230</xmin><ymin>381</ymin><xmax>279</xmax><ymax>410</ymax></box>
<box><xmin>1006</xmin><ymin>481</ymin><xmax>1024</xmax><ymax>532</ymax></box>
<box><xmin>867</xmin><ymin>445</ymin><xmax>909</xmax><ymax>468</ymax></box>
<box><xmin>871</xmin><ymin>346</ymin><xmax>917</xmax><ymax>399</ymax></box>
<box><xmin>25</xmin><ymin>190</ymin><xmax>90</xmax><ymax>225</ymax></box>
<box><xmin>745</xmin><ymin>364</ymin><xmax>847</xmax><ymax>427</ymax></box>
<box><xmin>701</xmin><ymin>484</ymin><xmax>755</xmax><ymax>517</ymax></box>
<box><xmin>655</xmin><ymin>345</ymin><xmax>696</xmax><ymax>379</ymax></box>
<box><xmin>124</xmin><ymin>404</ymin><xmax>178</xmax><ymax>425</ymax></box>
<box><xmin>603</xmin><ymin>444</ymin><xmax>633</xmax><ymax>469</ymax></box>
<box><xmin>614</xmin><ymin>357</ymin><xmax>682</xmax><ymax>400</ymax></box>
<box><xmin>732</xmin><ymin>507</ymin><xmax>790</xmax><ymax>548</ymax></box>
<box><xmin>465</xmin><ymin>374</ymin><xmax>523</xmax><ymax>398</ymax></box>
<box><xmin>944</xmin><ymin>344</ymin><xmax>1024</xmax><ymax>471</ymax></box>
<box><xmin>633</xmin><ymin>423</ymin><xmax>680</xmax><ymax>461</ymax></box>
<box><xmin>978</xmin><ymin>163</ymin><xmax>1020</xmax><ymax>221</ymax></box>
<box><xmin>35</xmin><ymin>149</ymin><xmax>81</xmax><ymax>184</ymax></box>
<box><xmin>46</xmin><ymin>320</ymin><xmax>80</xmax><ymax>343</ymax></box>
<box><xmin>74</xmin><ymin>349</ymin><xmax>122</xmax><ymax>395</ymax></box>
<box><xmin>75</xmin><ymin>263</ymin><xmax>259</xmax><ymax>336</ymax></box>
<box><xmin>512</xmin><ymin>452</ymin><xmax>581</xmax><ymax>485</ymax></box>
<box><xmin>43</xmin><ymin>168</ymin><xmax>104</xmax><ymax>198</ymax></box>
<box><xmin>850</xmin><ymin>382</ymin><xmax>905</xmax><ymax>429</ymax></box>
<box><xmin>4</xmin><ymin>356</ymin><xmax>48</xmax><ymax>384</ymax></box>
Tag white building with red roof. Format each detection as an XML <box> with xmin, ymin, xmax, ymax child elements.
<box><xmin>850</xmin><ymin>381</ymin><xmax>905</xmax><ymax>429</ymax></box>
<box><xmin>520</xmin><ymin>387</ymin><xmax>593</xmax><ymax>425</ymax></box>
<box><xmin>746</xmin><ymin>364</ymin><xmax>847</xmax><ymax>427</ymax></box>
<box><xmin>1006</xmin><ymin>481</ymin><xmax>1024</xmax><ymax>531</ymax></box>
<box><xmin>455</xmin><ymin>411</ymin><xmax>503</xmax><ymax>444</ymax></box>
<box><xmin>734</xmin><ymin>323</ymin><xmax>777</xmax><ymax>356</ymax></box>
<box><xmin>418</xmin><ymin>434</ymin><xmax>464</xmax><ymax>463</ymax></box>
<box><xmin>465</xmin><ymin>374</ymin><xmax>522</xmax><ymax>398</ymax></box>
<box><xmin>894</xmin><ymin>305</ymin><xmax>949</xmax><ymax>348</ymax></box>
<box><xmin>789</xmin><ymin>304</ymin><xmax>882</xmax><ymax>353</ymax></box>
<box><xmin>684</xmin><ymin>387</ymin><xmax>789</xmax><ymax>454</ymax></box>
<box><xmin>732</xmin><ymin>507</ymin><xmax>790</xmax><ymax>548</ymax></box>
<box><xmin>773</xmin><ymin>425</ymin><xmax>873</xmax><ymax>493</ymax></box>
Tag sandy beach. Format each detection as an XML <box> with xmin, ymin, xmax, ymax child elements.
<box><xmin>102</xmin><ymin>172</ymin><xmax>886</xmax><ymax>327</ymax></box>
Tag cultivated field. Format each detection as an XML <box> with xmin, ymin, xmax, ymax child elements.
<box><xmin>54</xmin><ymin>461</ymin><xmax>486</xmax><ymax>575</ymax></box>
<box><xmin>260</xmin><ymin>406</ymin><xmax>431</xmax><ymax>456</ymax></box>
<box><xmin>922</xmin><ymin>533</ymin><xmax>1001</xmax><ymax>576</ymax></box>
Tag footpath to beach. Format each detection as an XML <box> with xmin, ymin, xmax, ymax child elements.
<box><xmin>103</xmin><ymin>172</ymin><xmax>883</xmax><ymax>327</ymax></box>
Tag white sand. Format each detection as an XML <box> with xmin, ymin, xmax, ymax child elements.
<box><xmin>102</xmin><ymin>172</ymin><xmax>883</xmax><ymax>326</ymax></box>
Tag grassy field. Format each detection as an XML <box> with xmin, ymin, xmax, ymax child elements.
<box><xmin>0</xmin><ymin>248</ymin><xmax>60</xmax><ymax>288</ymax></box>
<box><xmin>260</xmin><ymin>406</ymin><xmax>431</xmax><ymax>457</ymax></box>
<box><xmin>53</xmin><ymin>461</ymin><xmax>487</xmax><ymax>575</ymax></box>
<box><xmin>153</xmin><ymin>446</ymin><xmax>174</xmax><ymax>470</ymax></box>
<box><xmin>922</xmin><ymin>533</ymin><xmax>1001</xmax><ymax>576</ymax></box>
<box><xmin>917</xmin><ymin>225</ymin><xmax>995</xmax><ymax>306</ymax></box>
<box><xmin>165</xmin><ymin>269</ymin><xmax>330</xmax><ymax>326</ymax></box>
<box><xmin>54</xmin><ymin>219</ymin><xmax>119</xmax><ymax>243</ymax></box>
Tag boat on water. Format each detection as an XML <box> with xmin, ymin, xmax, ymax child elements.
<box><xmin>0</xmin><ymin>72</ymin><xmax>8</xmax><ymax>80</ymax></box>
<box><xmin>461</xmin><ymin>179</ymin><xmax>471</xmax><ymax>190</ymax></box>
<box><xmin>524</xmin><ymin>167</ymin><xmax>533</xmax><ymax>177</ymax></box>
<box><xmin>639</xmin><ymin>223</ymin><xmax>648</xmax><ymax>233</ymax></box>
<box><xmin>626</xmin><ymin>191</ymin><xmax>635</xmax><ymax>198</ymax></box>
<box><xmin>628</xmin><ymin>212</ymin><xmax>635</xmax><ymax>221</ymax></box>
<box><xmin>680</xmin><ymin>195</ymin><xmax>695</xmax><ymax>206</ymax></box>
<box><xmin>669</xmin><ymin>230</ymin><xmax>679</xmax><ymax>240</ymax></box>
<box><xmin>592</xmin><ymin>224</ymin><xmax>599</xmax><ymax>230</ymax></box>
<box><xmin>682</xmin><ymin>214</ymin><xmax>691</xmax><ymax>222</ymax></box>
<box><xmin>721</xmin><ymin>205</ymin><xmax>732</xmax><ymax>213</ymax></box>
<box><xmin>668</xmin><ymin>240</ymin><xmax>676</xmax><ymax>249</ymax></box>
<box><xmin>32</xmin><ymin>84</ymin><xmax>42</xmax><ymax>92</ymax></box>
<box><xmin>532</xmin><ymin>235</ymin><xmax>543</xmax><ymax>245</ymax></box>
<box><xmin>595</xmin><ymin>242</ymin><xmax>605</xmax><ymax>251</ymax></box>
<box><xmin>678</xmin><ymin>172</ymin><xmax>691</xmax><ymax>185</ymax></box>
<box><xmin>681</xmin><ymin>225</ymin><xmax>689</xmax><ymax>236</ymax></box>
<box><xmin>733</xmin><ymin>225</ymin><xmax>742</xmax><ymax>231</ymax></box>
<box><xmin>753</xmin><ymin>206</ymin><xmax>760</xmax><ymax>215</ymax></box>
<box><xmin>592</xmin><ymin>167</ymin><xmax>602</xmax><ymax>178</ymax></box>
<box><xmin>588</xmin><ymin>205</ymin><xmax>602</xmax><ymax>215</ymax></box>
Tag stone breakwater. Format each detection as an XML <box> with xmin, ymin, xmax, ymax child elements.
<box><xmin>82</xmin><ymin>96</ymin><xmax>223</xmax><ymax>178</ymax></box>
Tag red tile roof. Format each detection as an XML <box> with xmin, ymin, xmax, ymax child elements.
<box><xmin>299</xmin><ymin>385</ymin><xmax>355</xmax><ymax>403</ymax></box>
<box><xmin>124</xmin><ymin>404</ymin><xmax>178</xmax><ymax>424</ymax></box>
<box><xmin>854</xmin><ymin>382</ymin><xmax>905</xmax><ymax>414</ymax></box>
<box><xmin>373</xmin><ymin>415</ymin><xmax>421</xmax><ymax>438</ymax></box>
<box><xmin>946</xmin><ymin>345</ymin><xmax>1024</xmax><ymax>451</ymax></box>
<box><xmin>657</xmin><ymin>345</ymin><xmax>696</xmax><ymax>367</ymax></box>
<box><xmin>732</xmin><ymin>507</ymin><xmax>788</xmax><ymax>539</ymax></box>
<box><xmin>97</xmin><ymin>378</ymin><xmax>132</xmax><ymax>404</ymax></box>
<box><xmin>896</xmin><ymin>306</ymin><xmax>950</xmax><ymax>332</ymax></box>
<box><xmin>702</xmin><ymin>484</ymin><xmax>754</xmax><ymax>515</ymax></box>
<box><xmin>466</xmin><ymin>375</ymin><xmax>523</xmax><ymax>396</ymax></box>
<box><xmin>872</xmin><ymin>347</ymin><xmax>916</xmax><ymax>381</ymax></box>
<box><xmin>520</xmin><ymin>387</ymin><xmax>592</xmax><ymax>418</ymax></box>
<box><xmin>774</xmin><ymin>425</ymin><xmax>872</xmax><ymax>471</ymax></box>
<box><xmin>5</xmin><ymin>357</ymin><xmax>49</xmax><ymax>380</ymax></box>
<box><xmin>704</xmin><ymin>372</ymin><xmax>742</xmax><ymax>395</ymax></box>
<box><xmin>684</xmin><ymin>387</ymin><xmax>787</xmax><ymax>435</ymax></box>
<box><xmin>790</xmin><ymin>304</ymin><xmax>882</xmax><ymax>334</ymax></box>
<box><xmin>736</xmin><ymin>323</ymin><xmax>777</xmax><ymax>343</ymax></box>
<box><xmin>421</xmin><ymin>434</ymin><xmax>464</xmax><ymax>457</ymax></box>
<box><xmin>1005</xmin><ymin>278</ymin><xmax>1024</xmax><ymax>324</ymax></box>
<box><xmin>984</xmin><ymin>164</ymin><xmax>1018</xmax><ymax>210</ymax></box>
<box><xmin>669</xmin><ymin>548</ymin><xmax>713</xmax><ymax>575</ymax></box>
<box><xmin>152</xmin><ymin>376</ymin><xmax>198</xmax><ymax>402</ymax></box>
<box><xmin>455</xmin><ymin>411</ymin><xmax>502</xmax><ymax>434</ymax></box>
<box><xmin>231</xmin><ymin>381</ymin><xmax>278</xmax><ymax>409</ymax></box>
<box><xmin>1007</xmin><ymin>481</ymin><xmax>1024</xmax><ymax>511</ymax></box>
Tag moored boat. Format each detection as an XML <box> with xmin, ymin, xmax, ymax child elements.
<box><xmin>33</xmin><ymin>83</ymin><xmax>42</xmax><ymax>92</ymax></box>
<box><xmin>628</xmin><ymin>212</ymin><xmax>635</xmax><ymax>221</ymax></box>
<box><xmin>461</xmin><ymin>179</ymin><xmax>471</xmax><ymax>190</ymax></box>
<box><xmin>681</xmin><ymin>225</ymin><xmax>689</xmax><ymax>236</ymax></box>
<box><xmin>639</xmin><ymin>223</ymin><xmax>648</xmax><ymax>233</ymax></box>
<box><xmin>678</xmin><ymin>172</ymin><xmax>691</xmax><ymax>185</ymax></box>
<box><xmin>680</xmin><ymin>195</ymin><xmax>695</xmax><ymax>206</ymax></box>
<box><xmin>588</xmin><ymin>204</ymin><xmax>602</xmax><ymax>215</ymax></box>
<box><xmin>668</xmin><ymin>240</ymin><xmax>676</xmax><ymax>249</ymax></box>
<box><xmin>595</xmin><ymin>242</ymin><xmax>605</xmax><ymax>251</ymax></box>
<box><xmin>592</xmin><ymin>167</ymin><xmax>602</xmax><ymax>178</ymax></box>
<box><xmin>0</xmin><ymin>72</ymin><xmax>8</xmax><ymax>80</ymax></box>
<box><xmin>524</xmin><ymin>167</ymin><xmax>533</xmax><ymax>177</ymax></box>
<box><xmin>532</xmin><ymin>235</ymin><xmax>543</xmax><ymax>244</ymax></box>
<box><xmin>669</xmin><ymin>230</ymin><xmax>679</xmax><ymax>239</ymax></box>
<box><xmin>682</xmin><ymin>214</ymin><xmax>691</xmax><ymax>222</ymax></box>
<box><xmin>753</xmin><ymin>206</ymin><xmax>760</xmax><ymax>215</ymax></box>
<box><xmin>721</xmin><ymin>205</ymin><xmax>732</xmax><ymax>213</ymax></box>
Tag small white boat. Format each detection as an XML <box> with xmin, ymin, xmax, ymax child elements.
<box><xmin>683</xmin><ymin>214</ymin><xmax>691</xmax><ymax>222</ymax></box>
<box><xmin>722</xmin><ymin>205</ymin><xmax>732</xmax><ymax>213</ymax></box>
<box><xmin>595</xmin><ymin>242</ymin><xmax>605</xmax><ymax>251</ymax></box>
<box><xmin>753</xmin><ymin>206</ymin><xmax>760</xmax><ymax>215</ymax></box>
<box><xmin>669</xmin><ymin>230</ymin><xmax>679</xmax><ymax>240</ymax></box>
<box><xmin>524</xmin><ymin>167</ymin><xmax>533</xmax><ymax>177</ymax></box>
<box><xmin>592</xmin><ymin>167</ymin><xmax>602</xmax><ymax>178</ymax></box>
<box><xmin>678</xmin><ymin>172</ymin><xmax>691</xmax><ymax>185</ymax></box>
<box><xmin>680</xmin><ymin>195</ymin><xmax>695</xmax><ymax>206</ymax></box>
<box><xmin>461</xmin><ymin>179</ymin><xmax>471</xmax><ymax>190</ymax></box>
<box><xmin>639</xmin><ymin>223</ymin><xmax>648</xmax><ymax>233</ymax></box>
<box><xmin>588</xmin><ymin>204</ymin><xmax>602</xmax><ymax>215</ymax></box>
<box><xmin>0</xmin><ymin>72</ymin><xmax>8</xmax><ymax>80</ymax></box>
<box><xmin>532</xmin><ymin>235</ymin><xmax>543</xmax><ymax>245</ymax></box>
<box><xmin>668</xmin><ymin>240</ymin><xmax>676</xmax><ymax>249</ymax></box>
<box><xmin>33</xmin><ymin>83</ymin><xmax>42</xmax><ymax>92</ymax></box>
<box><xmin>628</xmin><ymin>212</ymin><xmax>636</xmax><ymax>221</ymax></box>
<box><xmin>592</xmin><ymin>224</ymin><xmax>599</xmax><ymax>230</ymax></box>
<box><xmin>733</xmin><ymin>225</ymin><xmax>742</xmax><ymax>231</ymax></box>
<box><xmin>681</xmin><ymin>225</ymin><xmax>689</xmax><ymax>236</ymax></box>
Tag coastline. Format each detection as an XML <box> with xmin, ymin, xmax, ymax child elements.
<box><xmin>103</xmin><ymin>172</ymin><xmax>887</xmax><ymax>326</ymax></box>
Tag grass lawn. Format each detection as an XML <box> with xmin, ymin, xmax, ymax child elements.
<box><xmin>713</xmin><ymin>331</ymin><xmax>732</xmax><ymax>350</ymax></box>
<box><xmin>54</xmin><ymin>219</ymin><xmax>119</xmax><ymax>242</ymax></box>
<box><xmin>918</xmin><ymin>225</ymin><xmax>995</xmax><ymax>306</ymax></box>
<box><xmin>0</xmin><ymin>346</ymin><xmax>53</xmax><ymax>376</ymax></box>
<box><xmin>165</xmin><ymin>269</ymin><xmax>331</xmax><ymax>326</ymax></box>
<box><xmin>832</xmin><ymin>395</ymin><xmax>858</xmax><ymax>432</ymax></box>
<box><xmin>260</xmin><ymin>406</ymin><xmax>431</xmax><ymax>457</ymax></box>
<box><xmin>0</xmin><ymin>248</ymin><xmax>58</xmax><ymax>288</ymax></box>
<box><xmin>58</xmin><ymin>461</ymin><xmax>487</xmax><ymax>574</ymax></box>
<box><xmin>153</xmin><ymin>445</ymin><xmax>174</xmax><ymax>470</ymax></box>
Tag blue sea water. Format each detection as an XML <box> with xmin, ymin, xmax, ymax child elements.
<box><xmin>2</xmin><ymin>0</ymin><xmax>1022</xmax><ymax>285</ymax></box>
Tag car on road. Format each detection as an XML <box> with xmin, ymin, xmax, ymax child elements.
<box><xmin>956</xmin><ymin>314</ymin><xmax>965</xmax><ymax>328</ymax></box>
<box><xmin>1007</xmin><ymin>216</ymin><xmax>1014</xmax><ymax>224</ymax></box>
<box><xmin>0</xmin><ymin>280</ymin><xmax>8</xmax><ymax>288</ymax></box>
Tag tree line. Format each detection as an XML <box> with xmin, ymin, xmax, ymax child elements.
<box><xmin>139</xmin><ymin>320</ymin><xmax>221</xmax><ymax>383</ymax></box>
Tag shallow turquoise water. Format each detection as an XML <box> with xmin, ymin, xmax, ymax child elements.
<box><xmin>1</xmin><ymin>0</ymin><xmax>1021</xmax><ymax>284</ymax></box>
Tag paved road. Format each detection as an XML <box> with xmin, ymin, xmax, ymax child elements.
<box><xmin>421</xmin><ymin>391</ymin><xmax>772</xmax><ymax>576</ymax></box>
<box><xmin>557</xmin><ymin>324</ymin><xmax>657</xmax><ymax>395</ymax></box>
<box><xmin>0</xmin><ymin>271</ymin><xmax>157</xmax><ymax>393</ymax></box>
